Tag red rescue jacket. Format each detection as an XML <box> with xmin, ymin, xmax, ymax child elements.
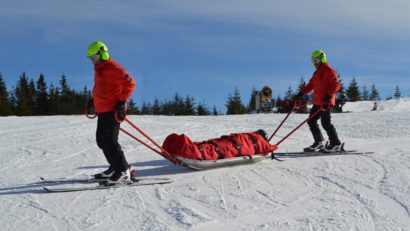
<box><xmin>92</xmin><ymin>58</ymin><xmax>136</xmax><ymax>113</ymax></box>
<box><xmin>301</xmin><ymin>63</ymin><xmax>340</xmax><ymax>106</ymax></box>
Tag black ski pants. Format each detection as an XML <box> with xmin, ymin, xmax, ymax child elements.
<box><xmin>307</xmin><ymin>105</ymin><xmax>341</xmax><ymax>146</ymax></box>
<box><xmin>96</xmin><ymin>112</ymin><xmax>128</xmax><ymax>172</ymax></box>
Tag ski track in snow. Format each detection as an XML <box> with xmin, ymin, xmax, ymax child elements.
<box><xmin>1</xmin><ymin>99</ymin><xmax>410</xmax><ymax>230</ymax></box>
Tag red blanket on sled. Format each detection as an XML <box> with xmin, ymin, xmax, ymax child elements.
<box><xmin>162</xmin><ymin>130</ymin><xmax>278</xmax><ymax>160</ymax></box>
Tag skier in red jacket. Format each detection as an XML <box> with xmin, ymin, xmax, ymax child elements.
<box><xmin>297</xmin><ymin>50</ymin><xmax>342</xmax><ymax>152</ymax></box>
<box><xmin>87</xmin><ymin>41</ymin><xmax>136</xmax><ymax>185</ymax></box>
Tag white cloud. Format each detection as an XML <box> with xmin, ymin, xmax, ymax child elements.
<box><xmin>1</xmin><ymin>0</ymin><xmax>409</xmax><ymax>100</ymax></box>
<box><xmin>2</xmin><ymin>0</ymin><xmax>410</xmax><ymax>40</ymax></box>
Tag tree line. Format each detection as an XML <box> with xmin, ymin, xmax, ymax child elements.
<box><xmin>0</xmin><ymin>72</ymin><xmax>220</xmax><ymax>116</ymax></box>
<box><xmin>129</xmin><ymin>94</ymin><xmax>219</xmax><ymax>116</ymax></box>
<box><xmin>0</xmin><ymin>73</ymin><xmax>91</xmax><ymax>116</ymax></box>
<box><xmin>0</xmin><ymin>72</ymin><xmax>404</xmax><ymax>116</ymax></box>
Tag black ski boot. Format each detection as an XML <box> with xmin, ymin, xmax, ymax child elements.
<box><xmin>303</xmin><ymin>141</ymin><xmax>325</xmax><ymax>152</ymax></box>
<box><xmin>102</xmin><ymin>169</ymin><xmax>132</xmax><ymax>186</ymax></box>
<box><xmin>322</xmin><ymin>143</ymin><xmax>342</xmax><ymax>153</ymax></box>
<box><xmin>94</xmin><ymin>167</ymin><xmax>115</xmax><ymax>179</ymax></box>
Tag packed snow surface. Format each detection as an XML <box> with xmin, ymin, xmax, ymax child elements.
<box><xmin>1</xmin><ymin>99</ymin><xmax>409</xmax><ymax>230</ymax></box>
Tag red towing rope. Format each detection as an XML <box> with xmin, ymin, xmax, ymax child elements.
<box><xmin>268</xmin><ymin>101</ymin><xmax>327</xmax><ymax>147</ymax></box>
<box><xmin>85</xmin><ymin>106</ymin><xmax>180</xmax><ymax>165</ymax></box>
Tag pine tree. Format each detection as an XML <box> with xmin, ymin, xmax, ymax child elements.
<box><xmin>141</xmin><ymin>102</ymin><xmax>152</xmax><ymax>115</ymax></box>
<box><xmin>80</xmin><ymin>86</ymin><xmax>92</xmax><ymax>115</ymax></box>
<box><xmin>60</xmin><ymin>74</ymin><xmax>69</xmax><ymax>93</ymax></box>
<box><xmin>346</xmin><ymin>77</ymin><xmax>361</xmax><ymax>102</ymax></box>
<box><xmin>226</xmin><ymin>93</ymin><xmax>235</xmax><ymax>114</ymax></box>
<box><xmin>58</xmin><ymin>74</ymin><xmax>74</xmax><ymax>114</ymax></box>
<box><xmin>247</xmin><ymin>87</ymin><xmax>258</xmax><ymax>112</ymax></box>
<box><xmin>197</xmin><ymin>102</ymin><xmax>210</xmax><ymax>115</ymax></box>
<box><xmin>48</xmin><ymin>83</ymin><xmax>59</xmax><ymax>115</ymax></box>
<box><xmin>9</xmin><ymin>90</ymin><xmax>17</xmax><ymax>114</ymax></box>
<box><xmin>77</xmin><ymin>86</ymin><xmax>91</xmax><ymax>115</ymax></box>
<box><xmin>161</xmin><ymin>100</ymin><xmax>173</xmax><ymax>115</ymax></box>
<box><xmin>127</xmin><ymin>99</ymin><xmax>140</xmax><ymax>115</ymax></box>
<box><xmin>293</xmin><ymin>76</ymin><xmax>308</xmax><ymax>113</ymax></box>
<box><xmin>394</xmin><ymin>85</ymin><xmax>401</xmax><ymax>99</ymax></box>
<box><xmin>152</xmin><ymin>99</ymin><xmax>161</xmax><ymax>115</ymax></box>
<box><xmin>183</xmin><ymin>95</ymin><xmax>195</xmax><ymax>115</ymax></box>
<box><xmin>369</xmin><ymin>84</ymin><xmax>380</xmax><ymax>101</ymax></box>
<box><xmin>0</xmin><ymin>73</ymin><xmax>13</xmax><ymax>116</ymax></box>
<box><xmin>14</xmin><ymin>73</ymin><xmax>34</xmax><ymax>116</ymax></box>
<box><xmin>35</xmin><ymin>74</ymin><xmax>49</xmax><ymax>115</ymax></box>
<box><xmin>296</xmin><ymin>76</ymin><xmax>306</xmax><ymax>93</ymax></box>
<box><xmin>212</xmin><ymin>106</ymin><xmax>218</xmax><ymax>116</ymax></box>
<box><xmin>275</xmin><ymin>95</ymin><xmax>282</xmax><ymax>112</ymax></box>
<box><xmin>226</xmin><ymin>87</ymin><xmax>246</xmax><ymax>115</ymax></box>
<box><xmin>334</xmin><ymin>77</ymin><xmax>346</xmax><ymax>113</ymax></box>
<box><xmin>361</xmin><ymin>85</ymin><xmax>369</xmax><ymax>101</ymax></box>
<box><xmin>82</xmin><ymin>86</ymin><xmax>92</xmax><ymax>100</ymax></box>
<box><xmin>173</xmin><ymin>93</ymin><xmax>184</xmax><ymax>115</ymax></box>
<box><xmin>29</xmin><ymin>79</ymin><xmax>36</xmax><ymax>103</ymax></box>
<box><xmin>284</xmin><ymin>85</ymin><xmax>293</xmax><ymax>99</ymax></box>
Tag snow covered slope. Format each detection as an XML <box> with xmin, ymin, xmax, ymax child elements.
<box><xmin>1</xmin><ymin>100</ymin><xmax>409</xmax><ymax>230</ymax></box>
<box><xmin>344</xmin><ymin>97</ymin><xmax>410</xmax><ymax>112</ymax></box>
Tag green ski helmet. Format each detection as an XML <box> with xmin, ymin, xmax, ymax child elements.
<box><xmin>87</xmin><ymin>41</ymin><xmax>110</xmax><ymax>61</ymax></box>
<box><xmin>311</xmin><ymin>50</ymin><xmax>327</xmax><ymax>64</ymax></box>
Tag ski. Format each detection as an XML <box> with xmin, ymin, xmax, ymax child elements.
<box><xmin>39</xmin><ymin>176</ymin><xmax>171</xmax><ymax>184</ymax></box>
<box><xmin>273</xmin><ymin>150</ymin><xmax>375</xmax><ymax>158</ymax></box>
<box><xmin>43</xmin><ymin>179</ymin><xmax>173</xmax><ymax>193</ymax></box>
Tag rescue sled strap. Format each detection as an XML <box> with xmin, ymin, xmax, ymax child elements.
<box><xmin>221</xmin><ymin>136</ymin><xmax>242</xmax><ymax>156</ymax></box>
<box><xmin>198</xmin><ymin>143</ymin><xmax>206</xmax><ymax>160</ymax></box>
<box><xmin>207</xmin><ymin>141</ymin><xmax>223</xmax><ymax>159</ymax></box>
<box><xmin>247</xmin><ymin>134</ymin><xmax>258</xmax><ymax>153</ymax></box>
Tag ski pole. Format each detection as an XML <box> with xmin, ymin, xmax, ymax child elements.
<box><xmin>275</xmin><ymin>106</ymin><xmax>323</xmax><ymax>147</ymax></box>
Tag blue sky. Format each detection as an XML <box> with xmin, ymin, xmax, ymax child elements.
<box><xmin>1</xmin><ymin>0</ymin><xmax>410</xmax><ymax>111</ymax></box>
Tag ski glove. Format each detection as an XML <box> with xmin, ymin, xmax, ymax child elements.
<box><xmin>115</xmin><ymin>101</ymin><xmax>126</xmax><ymax>121</ymax></box>
<box><xmin>323</xmin><ymin>95</ymin><xmax>331</xmax><ymax>103</ymax></box>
